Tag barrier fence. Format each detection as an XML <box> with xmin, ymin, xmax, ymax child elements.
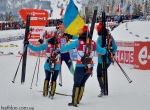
<box><xmin>28</xmin><ymin>40</ymin><xmax>150</xmax><ymax>70</ymax></box>
<box><xmin>0</xmin><ymin>36</ymin><xmax>23</xmax><ymax>43</ymax></box>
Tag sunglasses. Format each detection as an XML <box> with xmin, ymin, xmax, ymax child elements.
<box><xmin>59</xmin><ymin>28</ymin><xmax>64</xmax><ymax>31</ymax></box>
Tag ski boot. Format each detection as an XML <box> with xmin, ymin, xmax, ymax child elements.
<box><xmin>98</xmin><ymin>90</ymin><xmax>104</xmax><ymax>97</ymax></box>
<box><xmin>77</xmin><ymin>86</ymin><xmax>84</xmax><ymax>104</ymax></box>
<box><xmin>68</xmin><ymin>87</ymin><xmax>79</xmax><ymax>107</ymax></box>
<box><xmin>68</xmin><ymin>103</ymin><xmax>78</xmax><ymax>107</ymax></box>
<box><xmin>49</xmin><ymin>81</ymin><xmax>56</xmax><ymax>99</ymax></box>
<box><xmin>49</xmin><ymin>92</ymin><xmax>54</xmax><ymax>99</ymax></box>
<box><xmin>43</xmin><ymin>80</ymin><xmax>49</xmax><ymax>97</ymax></box>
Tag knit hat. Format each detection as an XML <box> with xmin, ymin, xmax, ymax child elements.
<box><xmin>96</xmin><ymin>22</ymin><xmax>102</xmax><ymax>32</ymax></box>
<box><xmin>58</xmin><ymin>24</ymin><xmax>64</xmax><ymax>29</ymax></box>
<box><xmin>79</xmin><ymin>25</ymin><xmax>90</xmax><ymax>35</ymax></box>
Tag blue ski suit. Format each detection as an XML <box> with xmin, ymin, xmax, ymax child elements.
<box><xmin>60</xmin><ymin>38</ymin><xmax>106</xmax><ymax>105</ymax></box>
<box><xmin>96</xmin><ymin>35</ymin><xmax>117</xmax><ymax>92</ymax></box>
<box><xmin>58</xmin><ymin>34</ymin><xmax>78</xmax><ymax>75</ymax></box>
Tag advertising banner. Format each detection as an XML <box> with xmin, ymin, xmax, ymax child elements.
<box><xmin>114</xmin><ymin>41</ymin><xmax>134</xmax><ymax>68</ymax></box>
<box><xmin>133</xmin><ymin>42</ymin><xmax>150</xmax><ymax>70</ymax></box>
<box><xmin>19</xmin><ymin>8</ymin><xmax>48</xmax><ymax>40</ymax></box>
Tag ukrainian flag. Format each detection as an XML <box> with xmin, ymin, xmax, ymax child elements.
<box><xmin>63</xmin><ymin>0</ymin><xmax>85</xmax><ymax>36</ymax></box>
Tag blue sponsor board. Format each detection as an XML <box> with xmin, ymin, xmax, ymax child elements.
<box><xmin>0</xmin><ymin>36</ymin><xmax>23</xmax><ymax>43</ymax></box>
<box><xmin>69</xmin><ymin>49</ymin><xmax>77</xmax><ymax>61</ymax></box>
<box><xmin>0</xmin><ymin>38</ymin><xmax>7</xmax><ymax>42</ymax></box>
<box><xmin>10</xmin><ymin>37</ymin><xmax>17</xmax><ymax>41</ymax></box>
<box><xmin>19</xmin><ymin>36</ymin><xmax>23</xmax><ymax>40</ymax></box>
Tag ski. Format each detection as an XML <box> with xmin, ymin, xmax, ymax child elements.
<box><xmin>101</xmin><ymin>12</ymin><xmax>108</xmax><ymax>95</ymax></box>
<box><xmin>37</xmin><ymin>91</ymin><xmax>72</xmax><ymax>96</ymax></box>
<box><xmin>21</xmin><ymin>15</ymin><xmax>31</xmax><ymax>84</ymax></box>
<box><xmin>83</xmin><ymin>6</ymin><xmax>98</xmax><ymax>75</ymax></box>
<box><xmin>90</xmin><ymin>6</ymin><xmax>98</xmax><ymax>37</ymax></box>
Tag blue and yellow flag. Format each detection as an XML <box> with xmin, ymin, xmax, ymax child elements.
<box><xmin>63</xmin><ymin>0</ymin><xmax>85</xmax><ymax>36</ymax></box>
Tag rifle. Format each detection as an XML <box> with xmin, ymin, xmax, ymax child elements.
<box><xmin>107</xmin><ymin>31</ymin><xmax>114</xmax><ymax>64</ymax></box>
<box><xmin>83</xmin><ymin>34</ymin><xmax>92</xmax><ymax>74</ymax></box>
<box><xmin>49</xmin><ymin>35</ymin><xmax>59</xmax><ymax>73</ymax></box>
<box><xmin>81</xmin><ymin>6</ymin><xmax>98</xmax><ymax>74</ymax></box>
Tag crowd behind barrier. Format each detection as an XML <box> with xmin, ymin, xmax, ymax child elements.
<box><xmin>0</xmin><ymin>14</ymin><xmax>146</xmax><ymax>31</ymax></box>
<box><xmin>0</xmin><ymin>19</ymin><xmax>64</xmax><ymax>30</ymax></box>
<box><xmin>0</xmin><ymin>14</ymin><xmax>140</xmax><ymax>43</ymax></box>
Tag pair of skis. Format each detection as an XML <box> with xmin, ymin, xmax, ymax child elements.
<box><xmin>101</xmin><ymin>12</ymin><xmax>108</xmax><ymax>95</ymax></box>
<box><xmin>21</xmin><ymin>15</ymin><xmax>31</xmax><ymax>84</ymax></box>
<box><xmin>12</xmin><ymin>15</ymin><xmax>31</xmax><ymax>84</ymax></box>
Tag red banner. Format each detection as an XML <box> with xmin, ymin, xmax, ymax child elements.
<box><xmin>115</xmin><ymin>50</ymin><xmax>134</xmax><ymax>65</ymax></box>
<box><xmin>19</xmin><ymin>8</ymin><xmax>48</xmax><ymax>39</ymax></box>
<box><xmin>114</xmin><ymin>41</ymin><xmax>134</xmax><ymax>68</ymax></box>
<box><xmin>134</xmin><ymin>42</ymin><xmax>150</xmax><ymax>70</ymax></box>
<box><xmin>19</xmin><ymin>8</ymin><xmax>48</xmax><ymax>26</ymax></box>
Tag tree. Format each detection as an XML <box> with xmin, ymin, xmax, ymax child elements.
<box><xmin>111</xmin><ymin>0</ymin><xmax>115</xmax><ymax>15</ymax></box>
<box><xmin>137</xmin><ymin>4</ymin><xmax>141</xmax><ymax>15</ymax></box>
<box><xmin>132</xmin><ymin>3</ymin><xmax>138</xmax><ymax>15</ymax></box>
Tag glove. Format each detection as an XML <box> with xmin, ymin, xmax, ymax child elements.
<box><xmin>55</xmin><ymin>49</ymin><xmax>60</xmax><ymax>54</ymax></box>
<box><xmin>108</xmin><ymin>47</ymin><xmax>113</xmax><ymax>52</ymax></box>
<box><xmin>106</xmin><ymin>46</ymin><xmax>113</xmax><ymax>53</ymax></box>
<box><xmin>38</xmin><ymin>39</ymin><xmax>44</xmax><ymax>44</ymax></box>
<box><xmin>24</xmin><ymin>40</ymin><xmax>29</xmax><ymax>45</ymax></box>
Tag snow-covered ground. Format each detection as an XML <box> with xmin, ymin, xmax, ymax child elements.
<box><xmin>0</xmin><ymin>56</ymin><xmax>150</xmax><ymax>110</ymax></box>
<box><xmin>48</xmin><ymin>0</ymin><xmax>83</xmax><ymax>19</ymax></box>
<box><xmin>0</xmin><ymin>20</ymin><xmax>150</xmax><ymax>110</ymax></box>
<box><xmin>111</xmin><ymin>21</ymin><xmax>150</xmax><ymax>41</ymax></box>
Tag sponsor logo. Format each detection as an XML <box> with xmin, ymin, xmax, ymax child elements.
<box><xmin>134</xmin><ymin>42</ymin><xmax>150</xmax><ymax>70</ymax></box>
<box><xmin>83</xmin><ymin>45</ymin><xmax>86</xmax><ymax>51</ymax></box>
<box><xmin>37</xmin><ymin>17</ymin><xmax>45</xmax><ymax>21</ymax></box>
<box><xmin>32</xmin><ymin>28</ymin><xmax>44</xmax><ymax>32</ymax></box>
<box><xmin>61</xmin><ymin>38</ymin><xmax>66</xmax><ymax>43</ymax></box>
<box><xmin>115</xmin><ymin>50</ymin><xmax>134</xmax><ymax>64</ymax></box>
<box><xmin>31</xmin><ymin>12</ymin><xmax>45</xmax><ymax>16</ymax></box>
<box><xmin>138</xmin><ymin>46</ymin><xmax>149</xmax><ymax>65</ymax></box>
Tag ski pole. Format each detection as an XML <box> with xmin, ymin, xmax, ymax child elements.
<box><xmin>114</xmin><ymin>57</ymin><xmax>132</xmax><ymax>83</ymax></box>
<box><xmin>12</xmin><ymin>55</ymin><xmax>23</xmax><ymax>83</ymax></box>
<box><xmin>30</xmin><ymin>54</ymin><xmax>39</xmax><ymax>89</ymax></box>
<box><xmin>12</xmin><ymin>45</ymin><xmax>27</xmax><ymax>83</ymax></box>
<box><xmin>59</xmin><ymin>61</ymin><xmax>62</xmax><ymax>86</ymax></box>
<box><xmin>35</xmin><ymin>52</ymin><xmax>41</xmax><ymax>86</ymax></box>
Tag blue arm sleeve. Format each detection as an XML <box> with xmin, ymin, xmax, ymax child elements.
<box><xmin>96</xmin><ymin>36</ymin><xmax>102</xmax><ymax>46</ymax></box>
<box><xmin>28</xmin><ymin>43</ymin><xmax>46</xmax><ymax>52</ymax></box>
<box><xmin>111</xmin><ymin>36</ymin><xmax>117</xmax><ymax>54</ymax></box>
<box><xmin>96</xmin><ymin>43</ymin><xmax>106</xmax><ymax>55</ymax></box>
<box><xmin>72</xmin><ymin>36</ymin><xmax>78</xmax><ymax>40</ymax></box>
<box><xmin>60</xmin><ymin>40</ymin><xmax>78</xmax><ymax>52</ymax></box>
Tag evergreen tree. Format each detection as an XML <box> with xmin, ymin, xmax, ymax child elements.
<box><xmin>137</xmin><ymin>4</ymin><xmax>141</xmax><ymax>15</ymax></box>
<box><xmin>111</xmin><ymin>0</ymin><xmax>115</xmax><ymax>15</ymax></box>
<box><xmin>132</xmin><ymin>3</ymin><xmax>138</xmax><ymax>15</ymax></box>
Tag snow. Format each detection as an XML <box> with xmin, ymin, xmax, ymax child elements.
<box><xmin>111</xmin><ymin>21</ymin><xmax>150</xmax><ymax>41</ymax></box>
<box><xmin>0</xmin><ymin>56</ymin><xmax>150</xmax><ymax>110</ymax></box>
<box><xmin>0</xmin><ymin>20</ymin><xmax>150</xmax><ymax>110</ymax></box>
<box><xmin>48</xmin><ymin>0</ymin><xmax>83</xmax><ymax>19</ymax></box>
